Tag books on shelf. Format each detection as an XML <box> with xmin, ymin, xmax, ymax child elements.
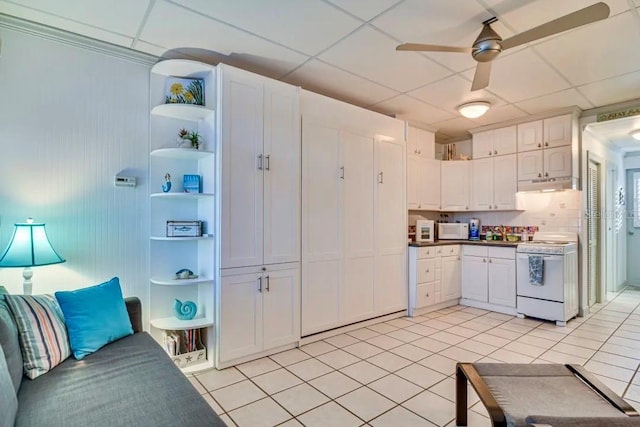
<box><xmin>163</xmin><ymin>328</ymin><xmax>207</xmax><ymax>368</ymax></box>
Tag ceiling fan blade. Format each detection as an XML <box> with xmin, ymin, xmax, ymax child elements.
<box><xmin>501</xmin><ymin>2</ymin><xmax>610</xmax><ymax>50</ymax></box>
<box><xmin>396</xmin><ymin>43</ymin><xmax>472</xmax><ymax>53</ymax></box>
<box><xmin>471</xmin><ymin>62</ymin><xmax>492</xmax><ymax>91</ymax></box>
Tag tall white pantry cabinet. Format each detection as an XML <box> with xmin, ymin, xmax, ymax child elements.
<box><xmin>301</xmin><ymin>91</ymin><xmax>407</xmax><ymax>336</ymax></box>
<box><xmin>217</xmin><ymin>65</ymin><xmax>301</xmax><ymax>368</ymax></box>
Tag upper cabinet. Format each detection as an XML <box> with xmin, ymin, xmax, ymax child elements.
<box><xmin>472</xmin><ymin>126</ymin><xmax>516</xmax><ymax>159</ymax></box>
<box><xmin>441</xmin><ymin>161</ymin><xmax>470</xmax><ymax>211</ymax></box>
<box><xmin>219</xmin><ymin>65</ymin><xmax>300</xmax><ymax>269</ymax></box>
<box><xmin>407</xmin><ymin>126</ymin><xmax>435</xmax><ymax>159</ymax></box>
<box><xmin>517</xmin><ymin>114</ymin><xmax>571</xmax><ymax>152</ymax></box>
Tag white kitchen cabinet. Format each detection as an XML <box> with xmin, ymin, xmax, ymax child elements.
<box><xmin>470</xmin><ymin>154</ymin><xmax>516</xmax><ymax>211</ymax></box>
<box><xmin>461</xmin><ymin>245</ymin><xmax>516</xmax><ymax>314</ymax></box>
<box><xmin>407</xmin><ymin>155</ymin><xmax>420</xmax><ymax>210</ymax></box>
<box><xmin>518</xmin><ymin>145</ymin><xmax>571</xmax><ymax>181</ymax></box>
<box><xmin>408</xmin><ymin>156</ymin><xmax>440</xmax><ymax>210</ymax></box>
<box><xmin>472</xmin><ymin>126</ymin><xmax>516</xmax><ymax>159</ymax></box>
<box><xmin>441</xmin><ymin>161</ymin><xmax>470</xmax><ymax>211</ymax></box>
<box><xmin>218</xmin><ymin>264</ymin><xmax>299</xmax><ymax>365</ymax></box>
<box><xmin>408</xmin><ymin>245</ymin><xmax>460</xmax><ymax>316</ymax></box>
<box><xmin>517</xmin><ymin>114</ymin><xmax>572</xmax><ymax>153</ymax></box>
<box><xmin>301</xmin><ymin>94</ymin><xmax>406</xmax><ymax>335</ymax></box>
<box><xmin>220</xmin><ymin>64</ymin><xmax>300</xmax><ymax>269</ymax></box>
<box><xmin>407</xmin><ymin>126</ymin><xmax>435</xmax><ymax>158</ymax></box>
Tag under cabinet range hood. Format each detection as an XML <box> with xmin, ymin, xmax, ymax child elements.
<box><xmin>517</xmin><ymin>176</ymin><xmax>577</xmax><ymax>192</ymax></box>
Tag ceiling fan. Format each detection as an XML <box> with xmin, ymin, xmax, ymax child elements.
<box><xmin>396</xmin><ymin>2</ymin><xmax>610</xmax><ymax>91</ymax></box>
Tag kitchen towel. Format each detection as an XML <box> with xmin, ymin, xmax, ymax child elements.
<box><xmin>528</xmin><ymin>255</ymin><xmax>544</xmax><ymax>286</ymax></box>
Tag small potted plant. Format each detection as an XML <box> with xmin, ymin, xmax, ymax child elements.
<box><xmin>177</xmin><ymin>129</ymin><xmax>203</xmax><ymax>150</ymax></box>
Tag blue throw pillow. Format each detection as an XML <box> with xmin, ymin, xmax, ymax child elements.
<box><xmin>55</xmin><ymin>277</ymin><xmax>133</xmax><ymax>360</ymax></box>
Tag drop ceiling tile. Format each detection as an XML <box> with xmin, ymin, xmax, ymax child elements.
<box><xmin>283</xmin><ymin>59</ymin><xmax>398</xmax><ymax>107</ymax></box>
<box><xmin>578</xmin><ymin>71</ymin><xmax>640</xmax><ymax>107</ymax></box>
<box><xmin>533</xmin><ymin>11</ymin><xmax>640</xmax><ymax>86</ymax></box>
<box><xmin>515</xmin><ymin>89</ymin><xmax>594</xmax><ymax>114</ymax></box>
<box><xmin>408</xmin><ymin>74</ymin><xmax>506</xmax><ymax>115</ymax></box>
<box><xmin>462</xmin><ymin>48</ymin><xmax>569</xmax><ymax>103</ymax></box>
<box><xmin>430</xmin><ymin>116</ymin><xmax>478</xmax><ymax>139</ymax></box>
<box><xmin>486</xmin><ymin>0</ymin><xmax>631</xmax><ymax>36</ymax></box>
<box><xmin>325</xmin><ymin>0</ymin><xmax>402</xmax><ymax>21</ymax></box>
<box><xmin>0</xmin><ymin>1</ymin><xmax>135</xmax><ymax>47</ymax></box>
<box><xmin>371</xmin><ymin>95</ymin><xmax>456</xmax><ymax>126</ymax></box>
<box><xmin>470</xmin><ymin>104</ymin><xmax>528</xmax><ymax>127</ymax></box>
<box><xmin>173</xmin><ymin>0</ymin><xmax>362</xmax><ymax>56</ymax></box>
<box><xmin>4</xmin><ymin>0</ymin><xmax>149</xmax><ymax>36</ymax></box>
<box><xmin>319</xmin><ymin>26</ymin><xmax>451</xmax><ymax>92</ymax></box>
<box><xmin>371</xmin><ymin>0</ymin><xmax>515</xmax><ymax>72</ymax></box>
<box><xmin>140</xmin><ymin>1</ymin><xmax>308</xmax><ymax>79</ymax></box>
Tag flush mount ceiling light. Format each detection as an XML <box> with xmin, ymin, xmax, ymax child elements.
<box><xmin>457</xmin><ymin>101</ymin><xmax>491</xmax><ymax>118</ymax></box>
<box><xmin>631</xmin><ymin>129</ymin><xmax>640</xmax><ymax>141</ymax></box>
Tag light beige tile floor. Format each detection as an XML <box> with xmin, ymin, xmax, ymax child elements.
<box><xmin>191</xmin><ymin>287</ymin><xmax>640</xmax><ymax>426</ymax></box>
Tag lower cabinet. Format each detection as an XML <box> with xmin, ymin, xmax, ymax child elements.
<box><xmin>461</xmin><ymin>245</ymin><xmax>516</xmax><ymax>313</ymax></box>
<box><xmin>217</xmin><ymin>263</ymin><xmax>300</xmax><ymax>366</ymax></box>
<box><xmin>408</xmin><ymin>245</ymin><xmax>460</xmax><ymax>316</ymax></box>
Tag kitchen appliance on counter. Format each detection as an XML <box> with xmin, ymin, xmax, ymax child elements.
<box><xmin>516</xmin><ymin>231</ymin><xmax>578</xmax><ymax>326</ymax></box>
<box><xmin>416</xmin><ymin>220</ymin><xmax>435</xmax><ymax>242</ymax></box>
<box><xmin>438</xmin><ymin>222</ymin><xmax>468</xmax><ymax>240</ymax></box>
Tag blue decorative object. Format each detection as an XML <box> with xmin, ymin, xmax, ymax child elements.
<box><xmin>162</xmin><ymin>173</ymin><xmax>172</xmax><ymax>193</ymax></box>
<box><xmin>173</xmin><ymin>299</ymin><xmax>197</xmax><ymax>320</ymax></box>
<box><xmin>54</xmin><ymin>277</ymin><xmax>133</xmax><ymax>360</ymax></box>
<box><xmin>183</xmin><ymin>174</ymin><xmax>201</xmax><ymax>193</ymax></box>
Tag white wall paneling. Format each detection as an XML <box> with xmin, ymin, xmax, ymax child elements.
<box><xmin>0</xmin><ymin>25</ymin><xmax>154</xmax><ymax>315</ymax></box>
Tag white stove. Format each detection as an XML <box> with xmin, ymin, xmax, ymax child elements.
<box><xmin>516</xmin><ymin>231</ymin><xmax>579</xmax><ymax>326</ymax></box>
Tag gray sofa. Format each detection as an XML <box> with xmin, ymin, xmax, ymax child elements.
<box><xmin>1</xmin><ymin>296</ymin><xmax>226</xmax><ymax>427</ymax></box>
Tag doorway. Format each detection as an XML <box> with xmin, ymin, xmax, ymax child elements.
<box><xmin>587</xmin><ymin>154</ymin><xmax>602</xmax><ymax>306</ymax></box>
<box><xmin>626</xmin><ymin>169</ymin><xmax>640</xmax><ymax>286</ymax></box>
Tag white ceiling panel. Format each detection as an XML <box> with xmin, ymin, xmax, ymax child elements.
<box><xmin>462</xmin><ymin>48</ymin><xmax>569</xmax><ymax>103</ymax></box>
<box><xmin>319</xmin><ymin>26</ymin><xmax>450</xmax><ymax>92</ymax></box>
<box><xmin>470</xmin><ymin>104</ymin><xmax>528</xmax><ymax>127</ymax></box>
<box><xmin>3</xmin><ymin>0</ymin><xmax>149</xmax><ymax>36</ymax></box>
<box><xmin>515</xmin><ymin>89</ymin><xmax>594</xmax><ymax>114</ymax></box>
<box><xmin>578</xmin><ymin>71</ymin><xmax>640</xmax><ymax>106</ymax></box>
<box><xmin>283</xmin><ymin>59</ymin><xmax>399</xmax><ymax>107</ymax></box>
<box><xmin>0</xmin><ymin>1</ymin><xmax>135</xmax><ymax>47</ymax></box>
<box><xmin>534</xmin><ymin>11</ymin><xmax>640</xmax><ymax>86</ymax></box>
<box><xmin>325</xmin><ymin>0</ymin><xmax>402</xmax><ymax>21</ymax></box>
<box><xmin>140</xmin><ymin>1</ymin><xmax>308</xmax><ymax>78</ymax></box>
<box><xmin>408</xmin><ymin>74</ymin><xmax>506</xmax><ymax>115</ymax></box>
<box><xmin>371</xmin><ymin>94</ymin><xmax>455</xmax><ymax>125</ymax></box>
<box><xmin>172</xmin><ymin>0</ymin><xmax>362</xmax><ymax>56</ymax></box>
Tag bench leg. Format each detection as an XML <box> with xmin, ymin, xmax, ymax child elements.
<box><xmin>456</xmin><ymin>363</ymin><xmax>468</xmax><ymax>426</ymax></box>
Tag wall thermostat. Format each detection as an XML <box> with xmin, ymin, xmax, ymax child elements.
<box><xmin>114</xmin><ymin>175</ymin><xmax>136</xmax><ymax>188</ymax></box>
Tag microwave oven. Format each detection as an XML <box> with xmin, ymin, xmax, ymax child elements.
<box><xmin>438</xmin><ymin>223</ymin><xmax>469</xmax><ymax>240</ymax></box>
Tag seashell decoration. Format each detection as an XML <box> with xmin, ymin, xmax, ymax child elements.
<box><xmin>173</xmin><ymin>299</ymin><xmax>197</xmax><ymax>321</ymax></box>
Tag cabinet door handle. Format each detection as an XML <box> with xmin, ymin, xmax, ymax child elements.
<box><xmin>494</xmin><ymin>150</ymin><xmax>497</xmax><ymax>155</ymax></box>
<box><xmin>258</xmin><ymin>154</ymin><xmax>263</xmax><ymax>170</ymax></box>
<box><xmin>545</xmin><ymin>172</ymin><xmax>549</xmax><ymax>177</ymax></box>
<box><xmin>483</xmin><ymin>258</ymin><xmax>486</xmax><ymax>263</ymax></box>
<box><xmin>488</xmin><ymin>151</ymin><xmax>492</xmax><ymax>156</ymax></box>
<box><xmin>265</xmin><ymin>154</ymin><xmax>270</xmax><ymax>171</ymax></box>
<box><xmin>340</xmin><ymin>166</ymin><xmax>345</xmax><ymax>179</ymax></box>
<box><xmin>465</xmin><ymin>206</ymin><xmax>469</xmax><ymax>210</ymax></box>
<box><xmin>489</xmin><ymin>259</ymin><xmax>492</xmax><ymax>263</ymax></box>
<box><xmin>426</xmin><ymin>268</ymin><xmax>430</xmax><ymax>273</ymax></box>
<box><xmin>379</xmin><ymin>172</ymin><xmax>384</xmax><ymax>184</ymax></box>
<box><xmin>538</xmin><ymin>173</ymin><xmax>542</xmax><ymax>178</ymax></box>
<box><xmin>265</xmin><ymin>275</ymin><xmax>270</xmax><ymax>292</ymax></box>
<box><xmin>537</xmin><ymin>143</ymin><xmax>542</xmax><ymax>148</ymax></box>
<box><xmin>257</xmin><ymin>276</ymin><xmax>263</xmax><ymax>293</ymax></box>
<box><xmin>545</xmin><ymin>142</ymin><xmax>549</xmax><ymax>147</ymax></box>
<box><xmin>418</xmin><ymin>150</ymin><xmax>421</xmax><ymax>154</ymax></box>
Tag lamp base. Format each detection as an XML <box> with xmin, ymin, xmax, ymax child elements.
<box><xmin>22</xmin><ymin>267</ymin><xmax>33</xmax><ymax>295</ymax></box>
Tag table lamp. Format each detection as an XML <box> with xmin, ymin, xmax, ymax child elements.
<box><xmin>0</xmin><ymin>218</ymin><xmax>65</xmax><ymax>294</ymax></box>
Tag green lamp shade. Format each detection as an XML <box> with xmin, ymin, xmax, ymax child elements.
<box><xmin>0</xmin><ymin>223</ymin><xmax>65</xmax><ymax>267</ymax></box>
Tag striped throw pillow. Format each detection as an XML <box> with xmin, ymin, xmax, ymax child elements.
<box><xmin>4</xmin><ymin>294</ymin><xmax>71</xmax><ymax>379</ymax></box>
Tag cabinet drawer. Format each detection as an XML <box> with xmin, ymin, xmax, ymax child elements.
<box><xmin>417</xmin><ymin>246</ymin><xmax>436</xmax><ymax>259</ymax></box>
<box><xmin>437</xmin><ymin>245</ymin><xmax>460</xmax><ymax>257</ymax></box>
<box><xmin>417</xmin><ymin>258</ymin><xmax>436</xmax><ymax>283</ymax></box>
<box><xmin>488</xmin><ymin>247</ymin><xmax>515</xmax><ymax>259</ymax></box>
<box><xmin>415</xmin><ymin>283</ymin><xmax>436</xmax><ymax>308</ymax></box>
<box><xmin>463</xmin><ymin>245</ymin><xmax>487</xmax><ymax>257</ymax></box>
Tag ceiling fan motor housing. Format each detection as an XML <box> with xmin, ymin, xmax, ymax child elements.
<box><xmin>472</xmin><ymin>23</ymin><xmax>502</xmax><ymax>62</ymax></box>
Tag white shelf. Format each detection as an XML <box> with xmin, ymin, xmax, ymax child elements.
<box><xmin>150</xmin><ymin>148</ymin><xmax>214</xmax><ymax>159</ymax></box>
<box><xmin>150</xmin><ymin>316</ymin><xmax>214</xmax><ymax>331</ymax></box>
<box><xmin>151</xmin><ymin>59</ymin><xmax>214</xmax><ymax>77</ymax></box>
<box><xmin>150</xmin><ymin>235</ymin><xmax>214</xmax><ymax>241</ymax></box>
<box><xmin>150</xmin><ymin>192</ymin><xmax>214</xmax><ymax>199</ymax></box>
<box><xmin>151</xmin><ymin>104</ymin><xmax>214</xmax><ymax>121</ymax></box>
<box><xmin>151</xmin><ymin>277</ymin><xmax>213</xmax><ymax>286</ymax></box>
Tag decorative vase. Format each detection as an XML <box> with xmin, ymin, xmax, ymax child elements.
<box><xmin>162</xmin><ymin>173</ymin><xmax>171</xmax><ymax>193</ymax></box>
<box><xmin>173</xmin><ymin>299</ymin><xmax>197</xmax><ymax>320</ymax></box>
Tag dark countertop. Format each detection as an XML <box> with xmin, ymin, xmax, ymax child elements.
<box><xmin>409</xmin><ymin>239</ymin><xmax>519</xmax><ymax>248</ymax></box>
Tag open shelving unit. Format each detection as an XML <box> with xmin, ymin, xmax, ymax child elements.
<box><xmin>148</xmin><ymin>59</ymin><xmax>217</xmax><ymax>373</ymax></box>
